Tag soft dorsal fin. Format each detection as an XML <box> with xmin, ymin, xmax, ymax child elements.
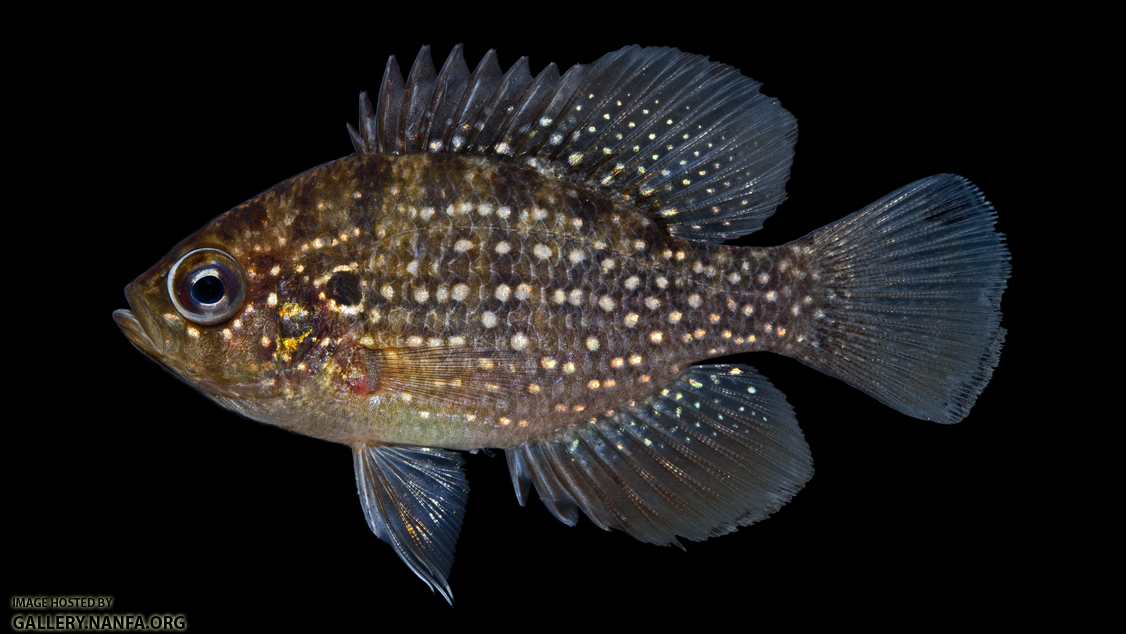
<box><xmin>348</xmin><ymin>45</ymin><xmax>798</xmax><ymax>243</ymax></box>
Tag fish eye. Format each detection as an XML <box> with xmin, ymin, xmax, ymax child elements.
<box><xmin>167</xmin><ymin>248</ymin><xmax>247</xmax><ymax>325</ymax></box>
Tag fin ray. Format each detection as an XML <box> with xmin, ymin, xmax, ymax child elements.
<box><xmin>355</xmin><ymin>45</ymin><xmax>797</xmax><ymax>242</ymax></box>
<box><xmin>793</xmin><ymin>174</ymin><xmax>1009</xmax><ymax>423</ymax></box>
<box><xmin>352</xmin><ymin>445</ymin><xmax>469</xmax><ymax>604</ymax></box>
<box><xmin>506</xmin><ymin>365</ymin><xmax>813</xmax><ymax>544</ymax></box>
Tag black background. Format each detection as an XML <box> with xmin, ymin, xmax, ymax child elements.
<box><xmin>9</xmin><ymin>9</ymin><xmax>1075</xmax><ymax>629</ymax></box>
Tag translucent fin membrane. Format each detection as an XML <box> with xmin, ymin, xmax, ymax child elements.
<box><xmin>349</xmin><ymin>46</ymin><xmax>798</xmax><ymax>243</ymax></box>
<box><xmin>795</xmin><ymin>174</ymin><xmax>1009</xmax><ymax>423</ymax></box>
<box><xmin>352</xmin><ymin>445</ymin><xmax>469</xmax><ymax>605</ymax></box>
<box><xmin>506</xmin><ymin>365</ymin><xmax>812</xmax><ymax>545</ymax></box>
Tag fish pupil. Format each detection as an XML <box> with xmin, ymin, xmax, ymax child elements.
<box><xmin>191</xmin><ymin>275</ymin><xmax>225</xmax><ymax>305</ymax></box>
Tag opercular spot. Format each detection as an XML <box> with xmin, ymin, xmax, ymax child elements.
<box><xmin>326</xmin><ymin>271</ymin><xmax>362</xmax><ymax>306</ymax></box>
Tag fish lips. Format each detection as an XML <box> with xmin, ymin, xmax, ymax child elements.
<box><xmin>114</xmin><ymin>283</ymin><xmax>167</xmax><ymax>357</ymax></box>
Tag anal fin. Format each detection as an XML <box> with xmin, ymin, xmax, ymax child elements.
<box><xmin>506</xmin><ymin>365</ymin><xmax>813</xmax><ymax>545</ymax></box>
<box><xmin>352</xmin><ymin>445</ymin><xmax>469</xmax><ymax>604</ymax></box>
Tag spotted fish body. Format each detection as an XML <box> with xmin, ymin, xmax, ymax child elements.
<box><xmin>114</xmin><ymin>45</ymin><xmax>1009</xmax><ymax>603</ymax></box>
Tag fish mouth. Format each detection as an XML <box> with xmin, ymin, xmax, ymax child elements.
<box><xmin>113</xmin><ymin>282</ymin><xmax>167</xmax><ymax>362</ymax></box>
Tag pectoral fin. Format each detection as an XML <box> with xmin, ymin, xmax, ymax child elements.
<box><xmin>352</xmin><ymin>445</ymin><xmax>469</xmax><ymax>604</ymax></box>
<box><xmin>506</xmin><ymin>365</ymin><xmax>813</xmax><ymax>545</ymax></box>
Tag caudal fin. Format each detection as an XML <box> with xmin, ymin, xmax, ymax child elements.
<box><xmin>794</xmin><ymin>175</ymin><xmax>1009</xmax><ymax>423</ymax></box>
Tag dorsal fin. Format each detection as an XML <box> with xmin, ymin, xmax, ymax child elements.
<box><xmin>348</xmin><ymin>45</ymin><xmax>798</xmax><ymax>243</ymax></box>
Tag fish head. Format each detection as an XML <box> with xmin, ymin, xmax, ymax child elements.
<box><xmin>113</xmin><ymin>207</ymin><xmax>295</xmax><ymax>404</ymax></box>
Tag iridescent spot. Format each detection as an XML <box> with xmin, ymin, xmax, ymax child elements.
<box><xmin>624</xmin><ymin>313</ymin><xmax>639</xmax><ymax>327</ymax></box>
<box><xmin>270</xmin><ymin>265</ymin><xmax>280</xmax><ymax>276</ymax></box>
<box><xmin>452</xmin><ymin>284</ymin><xmax>470</xmax><ymax>301</ymax></box>
<box><xmin>634</xmin><ymin>240</ymin><xmax>646</xmax><ymax>251</ymax></box>
<box><xmin>669</xmin><ymin>311</ymin><xmax>682</xmax><ymax>323</ymax></box>
<box><xmin>552</xmin><ymin>289</ymin><xmax>566</xmax><ymax>304</ymax></box>
<box><xmin>414</xmin><ymin>288</ymin><xmax>429</xmax><ymax>303</ymax></box>
<box><xmin>455</xmin><ymin>239</ymin><xmax>474</xmax><ymax>253</ymax></box>
<box><xmin>599</xmin><ymin>296</ymin><xmax>616</xmax><ymax>312</ymax></box>
<box><xmin>533</xmin><ymin>244</ymin><xmax>552</xmax><ymax>260</ymax></box>
<box><xmin>495</xmin><ymin>284</ymin><xmax>511</xmax><ymax>301</ymax></box>
<box><xmin>495</xmin><ymin>241</ymin><xmax>512</xmax><ymax>255</ymax></box>
<box><xmin>624</xmin><ymin>276</ymin><xmax>639</xmax><ymax>291</ymax></box>
<box><xmin>569</xmin><ymin>249</ymin><xmax>586</xmax><ymax>264</ymax></box>
<box><xmin>449</xmin><ymin>336</ymin><xmax>466</xmax><ymax>346</ymax></box>
<box><xmin>497</xmin><ymin>206</ymin><xmax>512</xmax><ymax>218</ymax></box>
<box><xmin>709</xmin><ymin>313</ymin><xmax>721</xmax><ymax>324</ymax></box>
<box><xmin>573</xmin><ymin>405</ymin><xmax>585</xmax><ymax>412</ymax></box>
<box><xmin>436</xmin><ymin>286</ymin><xmax>449</xmax><ymax>302</ymax></box>
<box><xmin>758</xmin><ymin>273</ymin><xmax>770</xmax><ymax>284</ymax></box>
<box><xmin>588</xmin><ymin>380</ymin><xmax>600</xmax><ymax>390</ymax></box>
<box><xmin>688</xmin><ymin>293</ymin><xmax>703</xmax><ymax>308</ymax></box>
<box><xmin>500</xmin><ymin>418</ymin><xmax>511</xmax><ymax>426</ymax></box>
<box><xmin>766</xmin><ymin>291</ymin><xmax>777</xmax><ymax>301</ymax></box>
<box><xmin>408</xmin><ymin>336</ymin><xmax>423</xmax><ymax>347</ymax></box>
<box><xmin>511</xmin><ymin>333</ymin><xmax>530</xmax><ymax>350</ymax></box>
<box><xmin>723</xmin><ymin>330</ymin><xmax>732</xmax><ymax>338</ymax></box>
<box><xmin>381</xmin><ymin>284</ymin><xmax>394</xmax><ymax>300</ymax></box>
<box><xmin>568</xmin><ymin>290</ymin><xmax>583</xmax><ymax>306</ymax></box>
<box><xmin>694</xmin><ymin>329</ymin><xmax>706</xmax><ymax>339</ymax></box>
<box><xmin>611</xmin><ymin>357</ymin><xmax>624</xmax><ymax>368</ymax></box>
<box><xmin>555</xmin><ymin>404</ymin><xmax>567</xmax><ymax>412</ymax></box>
<box><xmin>564</xmin><ymin>362</ymin><xmax>576</xmax><ymax>374</ymax></box>
<box><xmin>682</xmin><ymin>333</ymin><xmax>694</xmax><ymax>343</ymax></box>
<box><xmin>650</xmin><ymin>331</ymin><xmax>663</xmax><ymax>343</ymax></box>
<box><xmin>641</xmin><ymin>375</ymin><xmax>650</xmax><ymax>383</ymax></box>
<box><xmin>268</xmin><ymin>292</ymin><xmax>278</xmax><ymax>307</ymax></box>
<box><xmin>728</xmin><ymin>273</ymin><xmax>741</xmax><ymax>284</ymax></box>
<box><xmin>515</xmin><ymin>284</ymin><xmax>531</xmax><ymax>300</ymax></box>
<box><xmin>601</xmin><ymin>258</ymin><xmax>615</xmax><ymax>271</ymax></box>
<box><xmin>656</xmin><ymin>277</ymin><xmax>668</xmax><ymax>289</ymax></box>
<box><xmin>587</xmin><ymin>337</ymin><xmax>600</xmax><ymax>351</ymax></box>
<box><xmin>645</xmin><ymin>297</ymin><xmax>660</xmax><ymax>310</ymax></box>
<box><xmin>260</xmin><ymin>336</ymin><xmax>271</xmax><ymax>347</ymax></box>
<box><xmin>629</xmin><ymin>355</ymin><xmax>642</xmax><ymax>365</ymax></box>
<box><xmin>518</xmin><ymin>420</ymin><xmax>529</xmax><ymax>428</ymax></box>
<box><xmin>428</xmin><ymin>338</ymin><xmax>443</xmax><ymax>347</ymax></box>
<box><xmin>777</xmin><ymin>328</ymin><xmax>786</xmax><ymax>336</ymax></box>
<box><xmin>743</xmin><ymin>305</ymin><xmax>754</xmax><ymax>316</ymax></box>
<box><xmin>482</xmin><ymin>311</ymin><xmax>498</xmax><ymax>328</ymax></box>
<box><xmin>527</xmin><ymin>385</ymin><xmax>540</xmax><ymax>394</ymax></box>
<box><xmin>542</xmin><ymin>357</ymin><xmax>557</xmax><ymax>369</ymax></box>
<box><xmin>187</xmin><ymin>327</ymin><xmax>199</xmax><ymax>339</ymax></box>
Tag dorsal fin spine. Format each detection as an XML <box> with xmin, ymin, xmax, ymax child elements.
<box><xmin>352</xmin><ymin>45</ymin><xmax>797</xmax><ymax>243</ymax></box>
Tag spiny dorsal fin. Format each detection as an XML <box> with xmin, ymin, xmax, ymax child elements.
<box><xmin>349</xmin><ymin>45</ymin><xmax>798</xmax><ymax>243</ymax></box>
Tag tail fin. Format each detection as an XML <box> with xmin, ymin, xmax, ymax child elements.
<box><xmin>794</xmin><ymin>175</ymin><xmax>1009</xmax><ymax>423</ymax></box>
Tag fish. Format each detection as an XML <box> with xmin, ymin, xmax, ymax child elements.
<box><xmin>113</xmin><ymin>44</ymin><xmax>1009</xmax><ymax>604</ymax></box>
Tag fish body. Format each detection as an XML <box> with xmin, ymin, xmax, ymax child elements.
<box><xmin>114</xmin><ymin>45</ymin><xmax>1008</xmax><ymax>602</ymax></box>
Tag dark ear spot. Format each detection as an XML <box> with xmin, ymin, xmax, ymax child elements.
<box><xmin>326</xmin><ymin>271</ymin><xmax>362</xmax><ymax>306</ymax></box>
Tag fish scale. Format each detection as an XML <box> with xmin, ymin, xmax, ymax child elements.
<box><xmin>115</xmin><ymin>44</ymin><xmax>1008</xmax><ymax>603</ymax></box>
